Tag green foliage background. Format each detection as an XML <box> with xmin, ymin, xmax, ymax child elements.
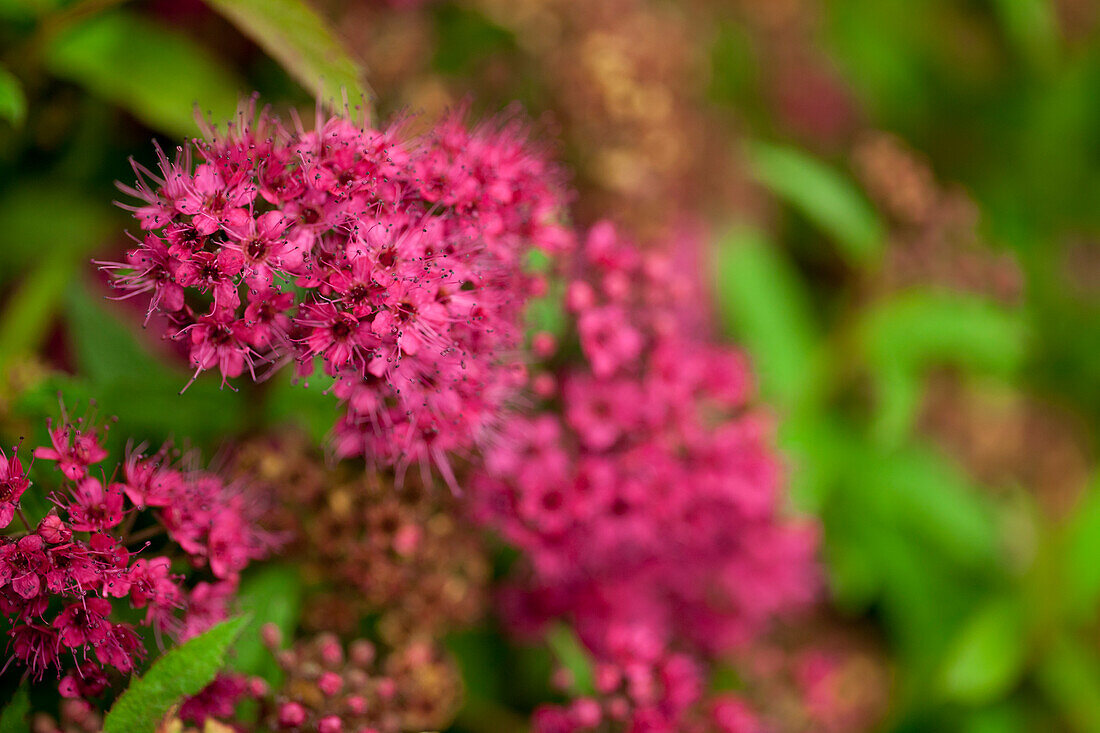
<box><xmin>0</xmin><ymin>0</ymin><xmax>1098</xmax><ymax>731</ymax></box>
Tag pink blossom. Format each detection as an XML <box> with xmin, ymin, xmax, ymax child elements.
<box><xmin>1</xmin><ymin>534</ymin><xmax>49</xmax><ymax>600</ymax></box>
<box><xmin>54</xmin><ymin>597</ymin><xmax>113</xmax><ymax>649</ymax></box>
<box><xmin>0</xmin><ymin>447</ymin><xmax>29</xmax><ymax>528</ymax></box>
<box><xmin>65</xmin><ymin>477</ymin><xmax>126</xmax><ymax>532</ymax></box>
<box><xmin>34</xmin><ymin>419</ymin><xmax>108</xmax><ymax>481</ymax></box>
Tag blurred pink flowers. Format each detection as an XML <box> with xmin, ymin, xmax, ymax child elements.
<box><xmin>472</xmin><ymin>223</ymin><xmax>819</xmax><ymax>731</ymax></box>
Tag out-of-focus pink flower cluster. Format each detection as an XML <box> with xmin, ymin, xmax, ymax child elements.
<box><xmin>103</xmin><ymin>101</ymin><xmax>571</xmax><ymax>476</ymax></box>
<box><xmin>0</xmin><ymin>405</ymin><xmax>272</xmax><ymax>698</ymax></box>
<box><xmin>171</xmin><ymin>627</ymin><xmax>462</xmax><ymax>733</ymax></box>
<box><xmin>471</xmin><ymin>223</ymin><xmax>819</xmax><ymax>731</ymax></box>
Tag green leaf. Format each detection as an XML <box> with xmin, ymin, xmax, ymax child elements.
<box><xmin>446</xmin><ymin>627</ymin><xmax>508</xmax><ymax>702</ymax></box>
<box><xmin>940</xmin><ymin>597</ymin><xmax>1027</xmax><ymax>704</ymax></box>
<box><xmin>546</xmin><ymin>623</ymin><xmax>595</xmax><ymax>696</ymax></box>
<box><xmin>990</xmin><ymin>0</ymin><xmax>1058</xmax><ymax>69</ymax></box>
<box><xmin>1061</xmin><ymin>476</ymin><xmax>1100</xmax><ymax>621</ymax></box>
<box><xmin>104</xmin><ymin>616</ymin><xmax>248</xmax><ymax>733</ymax></box>
<box><xmin>779</xmin><ymin>413</ymin><xmax>852</xmax><ymax>513</ymax></box>
<box><xmin>746</xmin><ymin>141</ymin><xmax>884</xmax><ymax>263</ymax></box>
<box><xmin>712</xmin><ymin>227</ymin><xmax>823</xmax><ymax>411</ymax></box>
<box><xmin>964</xmin><ymin>701</ymin><xmax>1031</xmax><ymax>733</ymax></box>
<box><xmin>0</xmin><ymin>184</ymin><xmax>115</xmax><ymax>277</ymax></box>
<box><xmin>232</xmin><ymin>564</ymin><xmax>303</xmax><ymax>684</ymax></box>
<box><xmin>859</xmin><ymin>290</ymin><xmax>1028</xmax><ymax>443</ymax></box>
<box><xmin>44</xmin><ymin>10</ymin><xmax>243</xmax><ymax>138</ymax></box>
<box><xmin>861</xmin><ymin>291</ymin><xmax>1027</xmax><ymax>376</ymax></box>
<box><xmin>0</xmin><ymin>255</ymin><xmax>76</xmax><ymax>372</ymax></box>
<box><xmin>202</xmin><ymin>0</ymin><xmax>368</xmax><ymax>107</ymax></box>
<box><xmin>0</xmin><ymin>685</ymin><xmax>29</xmax><ymax>733</ymax></box>
<box><xmin>0</xmin><ymin>0</ymin><xmax>64</xmax><ymax>22</ymax></box>
<box><xmin>1036</xmin><ymin>635</ymin><xmax>1100</xmax><ymax>733</ymax></box>
<box><xmin>845</xmin><ymin>442</ymin><xmax>998</xmax><ymax>570</ymax></box>
<box><xmin>431</xmin><ymin>4</ymin><xmax>516</xmax><ymax>75</ymax></box>
<box><xmin>0</xmin><ymin>65</ymin><xmax>25</xmax><ymax>125</ymax></box>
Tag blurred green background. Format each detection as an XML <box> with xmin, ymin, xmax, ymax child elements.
<box><xmin>1</xmin><ymin>0</ymin><xmax>1098</xmax><ymax>731</ymax></box>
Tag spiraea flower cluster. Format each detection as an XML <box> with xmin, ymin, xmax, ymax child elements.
<box><xmin>230</xmin><ymin>434</ymin><xmax>488</xmax><ymax>643</ymax></box>
<box><xmin>470</xmin><ymin>223</ymin><xmax>819</xmax><ymax>732</ymax></box>
<box><xmin>0</xmin><ymin>405</ymin><xmax>273</xmax><ymax>698</ymax></box>
<box><xmin>178</xmin><ymin>627</ymin><xmax>462</xmax><ymax>733</ymax></box>
<box><xmin>103</xmin><ymin>101</ymin><xmax>572</xmax><ymax>476</ymax></box>
<box><xmin>263</xmin><ymin>629</ymin><xmax>462</xmax><ymax>733</ymax></box>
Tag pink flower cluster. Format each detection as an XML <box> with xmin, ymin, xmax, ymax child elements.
<box><xmin>0</xmin><ymin>406</ymin><xmax>272</xmax><ymax>695</ymax></box>
<box><xmin>470</xmin><ymin>223</ymin><xmax>819</xmax><ymax>732</ymax></box>
<box><xmin>104</xmin><ymin>102</ymin><xmax>571</xmax><ymax>476</ymax></box>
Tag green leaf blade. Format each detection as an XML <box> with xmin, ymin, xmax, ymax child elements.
<box><xmin>939</xmin><ymin>598</ymin><xmax>1027</xmax><ymax>705</ymax></box>
<box><xmin>0</xmin><ymin>65</ymin><xmax>26</xmax><ymax>125</ymax></box>
<box><xmin>546</xmin><ymin>623</ymin><xmax>596</xmax><ymax>696</ymax></box>
<box><xmin>44</xmin><ymin>10</ymin><xmax>243</xmax><ymax>138</ymax></box>
<box><xmin>202</xmin><ymin>0</ymin><xmax>368</xmax><ymax>107</ymax></box>
<box><xmin>747</xmin><ymin>141</ymin><xmax>884</xmax><ymax>263</ymax></box>
<box><xmin>711</xmin><ymin>226</ymin><xmax>823</xmax><ymax>411</ymax></box>
<box><xmin>0</xmin><ymin>685</ymin><xmax>29</xmax><ymax>733</ymax></box>
<box><xmin>103</xmin><ymin>616</ymin><xmax>248</xmax><ymax>733</ymax></box>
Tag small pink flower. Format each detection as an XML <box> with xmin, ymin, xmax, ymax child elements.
<box><xmin>34</xmin><ymin>420</ymin><xmax>108</xmax><ymax>481</ymax></box>
<box><xmin>54</xmin><ymin>597</ymin><xmax>113</xmax><ymax>649</ymax></box>
<box><xmin>278</xmin><ymin>701</ymin><xmax>308</xmax><ymax>727</ymax></box>
<box><xmin>10</xmin><ymin>624</ymin><xmax>60</xmax><ymax>679</ymax></box>
<box><xmin>0</xmin><ymin>446</ymin><xmax>29</xmax><ymax>528</ymax></box>
<box><xmin>65</xmin><ymin>476</ymin><xmax>126</xmax><ymax>532</ymax></box>
<box><xmin>576</xmin><ymin>305</ymin><xmax>643</xmax><ymax>378</ymax></box>
<box><xmin>59</xmin><ymin>661</ymin><xmax>109</xmax><ymax>700</ymax></box>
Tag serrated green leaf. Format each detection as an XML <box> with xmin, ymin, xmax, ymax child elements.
<box><xmin>202</xmin><ymin>0</ymin><xmax>368</xmax><ymax>107</ymax></box>
<box><xmin>940</xmin><ymin>598</ymin><xmax>1027</xmax><ymax>704</ymax></box>
<box><xmin>0</xmin><ymin>685</ymin><xmax>29</xmax><ymax>733</ymax></box>
<box><xmin>104</xmin><ymin>616</ymin><xmax>248</xmax><ymax>733</ymax></box>
<box><xmin>232</xmin><ymin>564</ymin><xmax>303</xmax><ymax>684</ymax></box>
<box><xmin>44</xmin><ymin>10</ymin><xmax>242</xmax><ymax>138</ymax></box>
<box><xmin>712</xmin><ymin>227</ymin><xmax>823</xmax><ymax>411</ymax></box>
<box><xmin>0</xmin><ymin>65</ymin><xmax>25</xmax><ymax>125</ymax></box>
<box><xmin>546</xmin><ymin>623</ymin><xmax>595</xmax><ymax>696</ymax></box>
<box><xmin>747</xmin><ymin>141</ymin><xmax>884</xmax><ymax>263</ymax></box>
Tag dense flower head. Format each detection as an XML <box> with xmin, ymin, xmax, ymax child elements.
<box><xmin>181</xmin><ymin>627</ymin><xmax>462</xmax><ymax>733</ymax></box>
<box><xmin>103</xmin><ymin>99</ymin><xmax>573</xmax><ymax>476</ymax></box>
<box><xmin>470</xmin><ymin>222</ymin><xmax>819</xmax><ymax>731</ymax></box>
<box><xmin>230</xmin><ymin>434</ymin><xmax>487</xmax><ymax>643</ymax></box>
<box><xmin>0</xmin><ymin>403</ymin><xmax>274</xmax><ymax>698</ymax></box>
